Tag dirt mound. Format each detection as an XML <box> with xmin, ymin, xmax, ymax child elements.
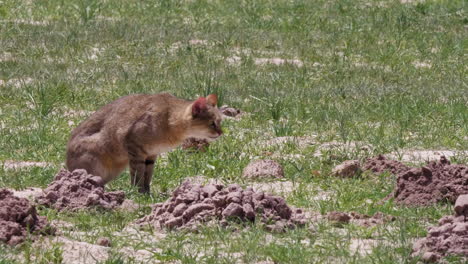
<box><xmin>363</xmin><ymin>155</ymin><xmax>411</xmax><ymax>175</ymax></box>
<box><xmin>327</xmin><ymin>211</ymin><xmax>395</xmax><ymax>227</ymax></box>
<box><xmin>37</xmin><ymin>169</ymin><xmax>125</xmax><ymax>211</ymax></box>
<box><xmin>136</xmin><ymin>180</ymin><xmax>306</xmax><ymax>232</ymax></box>
<box><xmin>390</xmin><ymin>157</ymin><xmax>468</xmax><ymax>206</ymax></box>
<box><xmin>242</xmin><ymin>160</ymin><xmax>284</xmax><ymax>179</ymax></box>
<box><xmin>181</xmin><ymin>138</ymin><xmax>210</xmax><ymax>152</ymax></box>
<box><xmin>0</xmin><ymin>189</ymin><xmax>53</xmax><ymax>245</ymax></box>
<box><xmin>411</xmin><ymin>195</ymin><xmax>468</xmax><ymax>262</ymax></box>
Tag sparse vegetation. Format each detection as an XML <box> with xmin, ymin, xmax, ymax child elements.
<box><xmin>0</xmin><ymin>0</ymin><xmax>467</xmax><ymax>263</ymax></box>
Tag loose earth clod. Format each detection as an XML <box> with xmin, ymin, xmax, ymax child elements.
<box><xmin>36</xmin><ymin>169</ymin><xmax>126</xmax><ymax>211</ymax></box>
<box><xmin>0</xmin><ymin>189</ymin><xmax>54</xmax><ymax>246</ymax></box>
<box><xmin>136</xmin><ymin>180</ymin><xmax>306</xmax><ymax>232</ymax></box>
<box><xmin>411</xmin><ymin>195</ymin><xmax>468</xmax><ymax>262</ymax></box>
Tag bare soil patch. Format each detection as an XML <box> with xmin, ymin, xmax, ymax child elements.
<box><xmin>243</xmin><ymin>159</ymin><xmax>284</xmax><ymax>179</ymax></box>
<box><xmin>254</xmin><ymin>58</ymin><xmax>304</xmax><ymax>67</ymax></box>
<box><xmin>36</xmin><ymin>236</ymin><xmax>109</xmax><ymax>264</ymax></box>
<box><xmin>1</xmin><ymin>160</ymin><xmax>53</xmax><ymax>170</ymax></box>
<box><xmin>313</xmin><ymin>141</ymin><xmax>373</xmax><ymax>157</ymax></box>
<box><xmin>327</xmin><ymin>211</ymin><xmax>395</xmax><ymax>227</ymax></box>
<box><xmin>387</xmin><ymin>150</ymin><xmax>463</xmax><ymax>164</ymax></box>
<box><xmin>11</xmin><ymin>187</ymin><xmax>43</xmax><ymax>201</ymax></box>
<box><xmin>261</xmin><ymin>136</ymin><xmax>317</xmax><ymax>149</ymax></box>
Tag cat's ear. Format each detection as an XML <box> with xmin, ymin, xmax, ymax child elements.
<box><xmin>192</xmin><ymin>97</ymin><xmax>207</xmax><ymax>117</ymax></box>
<box><xmin>206</xmin><ymin>94</ymin><xmax>218</xmax><ymax>107</ymax></box>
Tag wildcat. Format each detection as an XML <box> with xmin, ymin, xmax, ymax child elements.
<box><xmin>66</xmin><ymin>93</ymin><xmax>222</xmax><ymax>193</ymax></box>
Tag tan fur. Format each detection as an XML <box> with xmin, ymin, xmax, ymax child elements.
<box><xmin>66</xmin><ymin>93</ymin><xmax>222</xmax><ymax>193</ymax></box>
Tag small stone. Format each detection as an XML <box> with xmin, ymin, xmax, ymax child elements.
<box><xmin>173</xmin><ymin>203</ymin><xmax>188</xmax><ymax>217</ymax></box>
<box><xmin>202</xmin><ymin>184</ymin><xmax>218</xmax><ymax>198</ymax></box>
<box><xmin>332</xmin><ymin>160</ymin><xmax>361</xmax><ymax>177</ymax></box>
<box><xmin>454</xmin><ymin>194</ymin><xmax>468</xmax><ymax>217</ymax></box>
<box><xmin>219</xmin><ymin>105</ymin><xmax>241</xmax><ymax>117</ymax></box>
<box><xmin>243</xmin><ymin>203</ymin><xmax>255</xmax><ymax>221</ymax></box>
<box><xmin>165</xmin><ymin>216</ymin><xmax>184</xmax><ymax>229</ymax></box>
<box><xmin>222</xmin><ymin>203</ymin><xmax>244</xmax><ymax>219</ymax></box>
<box><xmin>97</xmin><ymin>237</ymin><xmax>111</xmax><ymax>247</ymax></box>
<box><xmin>327</xmin><ymin>211</ymin><xmax>351</xmax><ymax>224</ymax></box>
<box><xmin>421</xmin><ymin>252</ymin><xmax>439</xmax><ymax>263</ymax></box>
<box><xmin>182</xmin><ymin>203</ymin><xmax>215</xmax><ymax>220</ymax></box>
<box><xmin>226</xmin><ymin>191</ymin><xmax>243</xmax><ymax>204</ymax></box>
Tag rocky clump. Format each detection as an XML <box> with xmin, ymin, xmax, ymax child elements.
<box><xmin>327</xmin><ymin>211</ymin><xmax>395</xmax><ymax>227</ymax></box>
<box><xmin>332</xmin><ymin>160</ymin><xmax>361</xmax><ymax>177</ymax></box>
<box><xmin>242</xmin><ymin>160</ymin><xmax>284</xmax><ymax>179</ymax></box>
<box><xmin>411</xmin><ymin>195</ymin><xmax>468</xmax><ymax>262</ymax></box>
<box><xmin>96</xmin><ymin>237</ymin><xmax>111</xmax><ymax>247</ymax></box>
<box><xmin>362</xmin><ymin>155</ymin><xmax>468</xmax><ymax>207</ymax></box>
<box><xmin>0</xmin><ymin>189</ymin><xmax>53</xmax><ymax>245</ymax></box>
<box><xmin>136</xmin><ymin>180</ymin><xmax>306</xmax><ymax>232</ymax></box>
<box><xmin>389</xmin><ymin>157</ymin><xmax>468</xmax><ymax>206</ymax></box>
<box><xmin>363</xmin><ymin>155</ymin><xmax>411</xmax><ymax>175</ymax></box>
<box><xmin>181</xmin><ymin>138</ymin><xmax>210</xmax><ymax>152</ymax></box>
<box><xmin>219</xmin><ymin>105</ymin><xmax>241</xmax><ymax>117</ymax></box>
<box><xmin>37</xmin><ymin>169</ymin><xmax>125</xmax><ymax>211</ymax></box>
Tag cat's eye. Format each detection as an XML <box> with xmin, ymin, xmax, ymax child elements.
<box><xmin>210</xmin><ymin>122</ymin><xmax>216</xmax><ymax>129</ymax></box>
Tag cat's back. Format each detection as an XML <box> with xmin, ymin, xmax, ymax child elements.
<box><xmin>70</xmin><ymin>93</ymin><xmax>183</xmax><ymax>140</ymax></box>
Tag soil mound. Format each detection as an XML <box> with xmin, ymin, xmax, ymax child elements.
<box><xmin>242</xmin><ymin>160</ymin><xmax>284</xmax><ymax>179</ymax></box>
<box><xmin>363</xmin><ymin>155</ymin><xmax>411</xmax><ymax>175</ymax></box>
<box><xmin>411</xmin><ymin>194</ymin><xmax>468</xmax><ymax>262</ymax></box>
<box><xmin>136</xmin><ymin>180</ymin><xmax>306</xmax><ymax>232</ymax></box>
<box><xmin>390</xmin><ymin>157</ymin><xmax>468</xmax><ymax>206</ymax></box>
<box><xmin>37</xmin><ymin>169</ymin><xmax>125</xmax><ymax>211</ymax></box>
<box><xmin>0</xmin><ymin>189</ymin><xmax>53</xmax><ymax>245</ymax></box>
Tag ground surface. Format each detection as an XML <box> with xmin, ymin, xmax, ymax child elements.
<box><xmin>0</xmin><ymin>0</ymin><xmax>467</xmax><ymax>263</ymax></box>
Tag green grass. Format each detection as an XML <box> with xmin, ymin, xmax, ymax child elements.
<box><xmin>1</xmin><ymin>0</ymin><xmax>467</xmax><ymax>263</ymax></box>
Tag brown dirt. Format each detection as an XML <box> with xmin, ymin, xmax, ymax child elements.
<box><xmin>37</xmin><ymin>169</ymin><xmax>126</xmax><ymax>211</ymax></box>
<box><xmin>411</xmin><ymin>194</ymin><xmax>468</xmax><ymax>262</ymax></box>
<box><xmin>364</xmin><ymin>155</ymin><xmax>468</xmax><ymax>207</ymax></box>
<box><xmin>363</xmin><ymin>155</ymin><xmax>411</xmax><ymax>175</ymax></box>
<box><xmin>136</xmin><ymin>180</ymin><xmax>306</xmax><ymax>232</ymax></box>
<box><xmin>0</xmin><ymin>189</ymin><xmax>53</xmax><ymax>246</ymax></box>
<box><xmin>326</xmin><ymin>211</ymin><xmax>395</xmax><ymax>227</ymax></box>
<box><xmin>242</xmin><ymin>160</ymin><xmax>284</xmax><ymax>179</ymax></box>
<box><xmin>389</xmin><ymin>157</ymin><xmax>468</xmax><ymax>206</ymax></box>
<box><xmin>181</xmin><ymin>138</ymin><xmax>210</xmax><ymax>152</ymax></box>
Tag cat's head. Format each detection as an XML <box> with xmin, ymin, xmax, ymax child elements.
<box><xmin>188</xmin><ymin>94</ymin><xmax>223</xmax><ymax>140</ymax></box>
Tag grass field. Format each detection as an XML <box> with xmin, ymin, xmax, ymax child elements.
<box><xmin>0</xmin><ymin>0</ymin><xmax>467</xmax><ymax>263</ymax></box>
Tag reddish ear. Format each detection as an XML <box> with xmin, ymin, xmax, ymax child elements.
<box><xmin>192</xmin><ymin>97</ymin><xmax>207</xmax><ymax>117</ymax></box>
<box><xmin>206</xmin><ymin>94</ymin><xmax>218</xmax><ymax>107</ymax></box>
